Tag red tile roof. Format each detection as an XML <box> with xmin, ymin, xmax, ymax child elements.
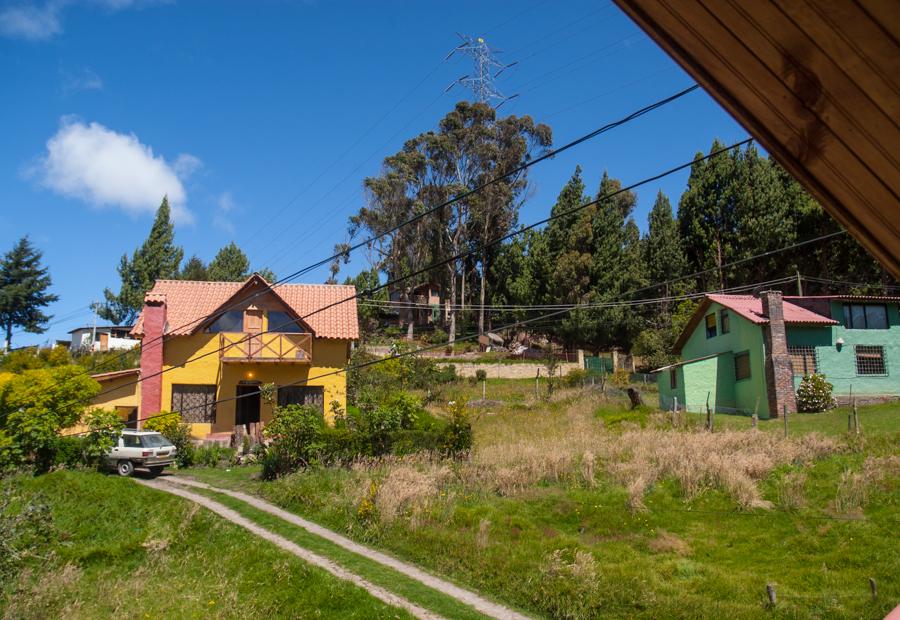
<box><xmin>707</xmin><ymin>294</ymin><xmax>838</xmax><ymax>325</ymax></box>
<box><xmin>131</xmin><ymin>276</ymin><xmax>359</xmax><ymax>340</ymax></box>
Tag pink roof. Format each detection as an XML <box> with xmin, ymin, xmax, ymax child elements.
<box><xmin>707</xmin><ymin>294</ymin><xmax>838</xmax><ymax>325</ymax></box>
<box><xmin>131</xmin><ymin>276</ymin><xmax>359</xmax><ymax>340</ymax></box>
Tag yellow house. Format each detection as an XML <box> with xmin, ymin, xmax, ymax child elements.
<box><xmin>93</xmin><ymin>275</ymin><xmax>358</xmax><ymax>439</ymax></box>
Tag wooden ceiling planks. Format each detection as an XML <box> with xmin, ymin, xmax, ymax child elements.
<box><xmin>615</xmin><ymin>0</ymin><xmax>900</xmax><ymax>278</ymax></box>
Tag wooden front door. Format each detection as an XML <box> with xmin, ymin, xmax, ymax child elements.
<box><xmin>244</xmin><ymin>307</ymin><xmax>263</xmax><ymax>357</ymax></box>
<box><xmin>235</xmin><ymin>384</ymin><xmax>261</xmax><ymax>426</ymax></box>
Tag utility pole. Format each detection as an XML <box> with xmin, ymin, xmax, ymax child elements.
<box><xmin>90</xmin><ymin>299</ymin><xmax>98</xmax><ymax>352</ymax></box>
<box><xmin>796</xmin><ymin>270</ymin><xmax>803</xmax><ymax>296</ymax></box>
<box><xmin>445</xmin><ymin>34</ymin><xmax>518</xmax><ymax>107</ymax></box>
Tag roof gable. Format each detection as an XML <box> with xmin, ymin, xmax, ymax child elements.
<box><xmin>673</xmin><ymin>294</ymin><xmax>837</xmax><ymax>353</ymax></box>
<box><xmin>131</xmin><ymin>276</ymin><xmax>359</xmax><ymax>340</ymax></box>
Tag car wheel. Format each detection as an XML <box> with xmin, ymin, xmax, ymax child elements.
<box><xmin>148</xmin><ymin>466</ymin><xmax>164</xmax><ymax>477</ymax></box>
<box><xmin>117</xmin><ymin>460</ymin><xmax>135</xmax><ymax>477</ymax></box>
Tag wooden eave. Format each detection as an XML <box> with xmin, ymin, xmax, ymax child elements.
<box><xmin>614</xmin><ymin>0</ymin><xmax>900</xmax><ymax>278</ymax></box>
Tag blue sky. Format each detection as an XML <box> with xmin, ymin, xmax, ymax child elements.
<box><xmin>1</xmin><ymin>0</ymin><xmax>749</xmax><ymax>347</ymax></box>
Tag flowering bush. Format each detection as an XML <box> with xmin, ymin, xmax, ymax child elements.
<box><xmin>796</xmin><ymin>373</ymin><xmax>835</xmax><ymax>413</ymax></box>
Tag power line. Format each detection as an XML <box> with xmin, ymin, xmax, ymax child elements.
<box><xmin>84</xmin><ymin>136</ymin><xmax>795</xmax><ymax>406</ymax></box>
<box><xmin>76</xmin><ymin>84</ymin><xmax>703</xmax><ymax>386</ymax></box>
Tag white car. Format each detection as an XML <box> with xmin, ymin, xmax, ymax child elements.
<box><xmin>107</xmin><ymin>430</ymin><xmax>177</xmax><ymax>477</ymax></box>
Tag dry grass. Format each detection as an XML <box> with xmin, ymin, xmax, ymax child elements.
<box><xmin>776</xmin><ymin>471</ymin><xmax>807</xmax><ymax>511</ymax></box>
<box><xmin>343</xmin><ymin>393</ymin><xmax>841</xmax><ymax>527</ymax></box>
<box><xmin>647</xmin><ymin>530</ymin><xmax>691</xmax><ymax>555</ymax></box>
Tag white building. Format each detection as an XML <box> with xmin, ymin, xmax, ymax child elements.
<box><xmin>68</xmin><ymin>325</ymin><xmax>137</xmax><ymax>352</ymax></box>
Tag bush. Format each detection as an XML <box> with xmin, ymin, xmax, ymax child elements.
<box><xmin>442</xmin><ymin>399</ymin><xmax>473</xmax><ymax>456</ymax></box>
<box><xmin>263</xmin><ymin>404</ymin><xmax>326</xmax><ymax>472</ymax></box>
<box><xmin>81</xmin><ymin>409</ymin><xmax>124</xmax><ymax>467</ymax></box>
<box><xmin>796</xmin><ymin>373</ymin><xmax>835</xmax><ymax>413</ymax></box>
<box><xmin>475</xmin><ymin>369</ymin><xmax>487</xmax><ymax>383</ymax></box>
<box><xmin>611</xmin><ymin>368</ymin><xmax>631</xmax><ymax>389</ymax></box>
<box><xmin>53</xmin><ymin>435</ymin><xmax>85</xmax><ymax>469</ymax></box>
<box><xmin>193</xmin><ymin>444</ymin><xmax>233</xmax><ymax>468</ymax></box>
<box><xmin>144</xmin><ymin>411</ymin><xmax>194</xmax><ymax>467</ymax></box>
<box><xmin>564</xmin><ymin>368</ymin><xmax>588</xmax><ymax>387</ymax></box>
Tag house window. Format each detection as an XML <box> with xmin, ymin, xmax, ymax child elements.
<box><xmin>788</xmin><ymin>345</ymin><xmax>818</xmax><ymax>376</ymax></box>
<box><xmin>705</xmin><ymin>314</ymin><xmax>717</xmax><ymax>338</ymax></box>
<box><xmin>720</xmin><ymin>310</ymin><xmax>730</xmax><ymax>334</ymax></box>
<box><xmin>171</xmin><ymin>384</ymin><xmax>217</xmax><ymax>423</ymax></box>
<box><xmin>843</xmin><ymin>304</ymin><xmax>888</xmax><ymax>329</ymax></box>
<box><xmin>269</xmin><ymin>310</ymin><xmax>303</xmax><ymax>333</ymax></box>
<box><xmin>277</xmin><ymin>386</ymin><xmax>325</xmax><ymax>413</ymax></box>
<box><xmin>734</xmin><ymin>351</ymin><xmax>751</xmax><ymax>381</ymax></box>
<box><xmin>855</xmin><ymin>346</ymin><xmax>886</xmax><ymax>375</ymax></box>
<box><xmin>206</xmin><ymin>310</ymin><xmax>243</xmax><ymax>333</ymax></box>
<box><xmin>669</xmin><ymin>369</ymin><xmax>677</xmax><ymax>389</ymax></box>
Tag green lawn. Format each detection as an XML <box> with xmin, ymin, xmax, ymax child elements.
<box><xmin>0</xmin><ymin>471</ymin><xmax>411</xmax><ymax>619</ymax></box>
<box><xmin>185</xmin><ymin>396</ymin><xmax>900</xmax><ymax>619</ymax></box>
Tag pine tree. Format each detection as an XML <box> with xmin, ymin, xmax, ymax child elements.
<box><xmin>206</xmin><ymin>242</ymin><xmax>250</xmax><ymax>282</ymax></box>
<box><xmin>643</xmin><ymin>190</ymin><xmax>686</xmax><ymax>293</ymax></box>
<box><xmin>179</xmin><ymin>255</ymin><xmax>208</xmax><ymax>281</ymax></box>
<box><xmin>99</xmin><ymin>196</ymin><xmax>183</xmax><ymax>324</ymax></box>
<box><xmin>0</xmin><ymin>237</ymin><xmax>59</xmax><ymax>350</ymax></box>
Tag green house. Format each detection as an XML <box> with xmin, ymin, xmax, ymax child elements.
<box><xmin>656</xmin><ymin>291</ymin><xmax>900</xmax><ymax>418</ymax></box>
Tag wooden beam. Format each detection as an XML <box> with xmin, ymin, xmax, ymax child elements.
<box><xmin>615</xmin><ymin>0</ymin><xmax>900</xmax><ymax>278</ymax></box>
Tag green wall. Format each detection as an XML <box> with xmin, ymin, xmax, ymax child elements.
<box><xmin>787</xmin><ymin>301</ymin><xmax>900</xmax><ymax>396</ymax></box>
<box><xmin>680</xmin><ymin>302</ymin><xmax>769</xmax><ymax>416</ymax></box>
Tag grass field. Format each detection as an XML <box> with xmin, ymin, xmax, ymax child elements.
<box><xmin>0</xmin><ymin>471</ymin><xmax>411</xmax><ymax>619</ymax></box>
<box><xmin>186</xmin><ymin>382</ymin><xmax>900</xmax><ymax>619</ymax></box>
<box><xmin>3</xmin><ymin>379</ymin><xmax>897</xmax><ymax>619</ymax></box>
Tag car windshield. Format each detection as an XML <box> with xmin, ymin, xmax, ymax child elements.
<box><xmin>140</xmin><ymin>434</ymin><xmax>173</xmax><ymax>448</ymax></box>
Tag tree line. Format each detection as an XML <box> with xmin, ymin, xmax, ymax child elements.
<box><xmin>345</xmin><ymin>105</ymin><xmax>895</xmax><ymax>367</ymax></box>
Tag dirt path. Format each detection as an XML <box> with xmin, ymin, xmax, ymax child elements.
<box><xmin>160</xmin><ymin>476</ymin><xmax>531</xmax><ymax>620</ymax></box>
<box><xmin>137</xmin><ymin>478</ymin><xmax>444</xmax><ymax>620</ymax></box>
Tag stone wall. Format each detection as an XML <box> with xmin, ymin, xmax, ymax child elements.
<box><xmin>438</xmin><ymin>361</ymin><xmax>582</xmax><ymax>379</ymax></box>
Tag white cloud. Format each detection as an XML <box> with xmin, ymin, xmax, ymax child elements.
<box><xmin>213</xmin><ymin>192</ymin><xmax>236</xmax><ymax>234</ymax></box>
<box><xmin>35</xmin><ymin>118</ymin><xmax>197</xmax><ymax>224</ymax></box>
<box><xmin>217</xmin><ymin>191</ymin><xmax>236</xmax><ymax>212</ymax></box>
<box><xmin>61</xmin><ymin>67</ymin><xmax>104</xmax><ymax>95</ymax></box>
<box><xmin>173</xmin><ymin>153</ymin><xmax>203</xmax><ymax>179</ymax></box>
<box><xmin>0</xmin><ymin>3</ymin><xmax>62</xmax><ymax>40</ymax></box>
<box><xmin>0</xmin><ymin>0</ymin><xmax>167</xmax><ymax>41</ymax></box>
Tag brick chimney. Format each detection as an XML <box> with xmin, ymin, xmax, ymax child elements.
<box><xmin>760</xmin><ymin>290</ymin><xmax>796</xmax><ymax>417</ymax></box>
<box><xmin>139</xmin><ymin>293</ymin><xmax>166</xmax><ymax>428</ymax></box>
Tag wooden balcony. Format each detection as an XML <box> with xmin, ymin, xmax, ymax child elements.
<box><xmin>219</xmin><ymin>332</ymin><xmax>312</xmax><ymax>364</ymax></box>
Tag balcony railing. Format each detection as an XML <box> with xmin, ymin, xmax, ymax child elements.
<box><xmin>219</xmin><ymin>332</ymin><xmax>312</xmax><ymax>363</ymax></box>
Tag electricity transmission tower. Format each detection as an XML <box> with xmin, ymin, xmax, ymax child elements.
<box><xmin>445</xmin><ymin>34</ymin><xmax>518</xmax><ymax>107</ymax></box>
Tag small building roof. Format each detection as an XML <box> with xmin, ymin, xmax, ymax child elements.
<box><xmin>91</xmin><ymin>368</ymin><xmax>140</xmax><ymax>382</ymax></box>
<box><xmin>68</xmin><ymin>325</ymin><xmax>133</xmax><ymax>334</ymax></box>
<box><xmin>131</xmin><ymin>275</ymin><xmax>359</xmax><ymax>340</ymax></box>
<box><xmin>673</xmin><ymin>294</ymin><xmax>838</xmax><ymax>354</ymax></box>
<box><xmin>707</xmin><ymin>295</ymin><xmax>838</xmax><ymax>326</ymax></box>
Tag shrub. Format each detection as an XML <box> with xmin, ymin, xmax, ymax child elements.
<box><xmin>610</xmin><ymin>368</ymin><xmax>631</xmax><ymax>389</ymax></box>
<box><xmin>263</xmin><ymin>404</ymin><xmax>326</xmax><ymax>471</ymax></box>
<box><xmin>474</xmin><ymin>369</ymin><xmax>487</xmax><ymax>383</ymax></box>
<box><xmin>564</xmin><ymin>369</ymin><xmax>588</xmax><ymax>387</ymax></box>
<box><xmin>81</xmin><ymin>409</ymin><xmax>124</xmax><ymax>467</ymax></box>
<box><xmin>0</xmin><ymin>366</ymin><xmax>100</xmax><ymax>472</ymax></box>
<box><xmin>193</xmin><ymin>444</ymin><xmax>233</xmax><ymax>468</ymax></box>
<box><xmin>442</xmin><ymin>399</ymin><xmax>473</xmax><ymax>456</ymax></box>
<box><xmin>144</xmin><ymin>411</ymin><xmax>194</xmax><ymax>467</ymax></box>
<box><xmin>796</xmin><ymin>373</ymin><xmax>835</xmax><ymax>413</ymax></box>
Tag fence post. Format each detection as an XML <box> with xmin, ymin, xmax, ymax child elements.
<box><xmin>766</xmin><ymin>583</ymin><xmax>776</xmax><ymax>606</ymax></box>
<box><xmin>751</xmin><ymin>413</ymin><xmax>758</xmax><ymax>429</ymax></box>
<box><xmin>853</xmin><ymin>398</ymin><xmax>860</xmax><ymax>435</ymax></box>
<box><xmin>482</xmin><ymin>378</ymin><xmax>486</xmax><ymax>401</ymax></box>
<box><xmin>783</xmin><ymin>405</ymin><xmax>788</xmax><ymax>438</ymax></box>
<box><xmin>535</xmin><ymin>368</ymin><xmax>540</xmax><ymax>400</ymax></box>
<box><xmin>673</xmin><ymin>396</ymin><xmax>678</xmax><ymax>413</ymax></box>
<box><xmin>705</xmin><ymin>392</ymin><xmax>712</xmax><ymax>431</ymax></box>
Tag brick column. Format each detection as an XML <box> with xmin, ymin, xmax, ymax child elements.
<box><xmin>139</xmin><ymin>294</ymin><xmax>166</xmax><ymax>428</ymax></box>
<box><xmin>760</xmin><ymin>291</ymin><xmax>796</xmax><ymax>417</ymax></box>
